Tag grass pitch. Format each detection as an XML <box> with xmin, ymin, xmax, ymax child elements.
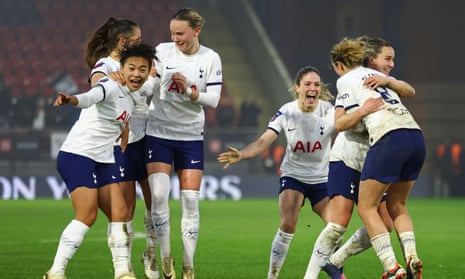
<box><xmin>1</xmin><ymin>198</ymin><xmax>464</xmax><ymax>278</ymax></box>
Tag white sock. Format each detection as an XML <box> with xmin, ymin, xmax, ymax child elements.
<box><xmin>126</xmin><ymin>220</ymin><xmax>134</xmax><ymax>268</ymax></box>
<box><xmin>181</xmin><ymin>190</ymin><xmax>200</xmax><ymax>268</ymax></box>
<box><xmin>398</xmin><ymin>231</ymin><xmax>417</xmax><ymax>261</ymax></box>
<box><xmin>144</xmin><ymin>209</ymin><xmax>157</xmax><ymax>250</ymax></box>
<box><xmin>149</xmin><ymin>172</ymin><xmax>171</xmax><ymax>258</ymax></box>
<box><xmin>49</xmin><ymin>220</ymin><xmax>89</xmax><ymax>275</ymax></box>
<box><xmin>303</xmin><ymin>222</ymin><xmax>346</xmax><ymax>279</ymax></box>
<box><xmin>330</xmin><ymin>226</ymin><xmax>371</xmax><ymax>268</ymax></box>
<box><xmin>268</xmin><ymin>229</ymin><xmax>293</xmax><ymax>279</ymax></box>
<box><xmin>108</xmin><ymin>222</ymin><xmax>130</xmax><ymax>276</ymax></box>
<box><xmin>371</xmin><ymin>232</ymin><xmax>398</xmax><ymax>272</ymax></box>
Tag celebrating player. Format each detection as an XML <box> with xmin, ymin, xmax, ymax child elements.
<box><xmin>145</xmin><ymin>8</ymin><xmax>223</xmax><ymax>279</ymax></box>
<box><xmin>305</xmin><ymin>36</ymin><xmax>417</xmax><ymax>279</ymax></box>
<box><xmin>319</xmin><ymin>36</ymin><xmax>416</xmax><ymax>279</ymax></box>
<box><xmin>84</xmin><ymin>17</ymin><xmax>159</xmax><ymax>279</ymax></box>
<box><xmin>217</xmin><ymin>66</ymin><xmax>335</xmax><ymax>279</ymax></box>
<box><xmin>330</xmin><ymin>37</ymin><xmax>424</xmax><ymax>279</ymax></box>
<box><xmin>44</xmin><ymin>43</ymin><xmax>155</xmax><ymax>279</ymax></box>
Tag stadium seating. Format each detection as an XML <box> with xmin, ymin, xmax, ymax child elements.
<box><xmin>0</xmin><ymin>0</ymin><xmax>180</xmax><ymax>127</ymax></box>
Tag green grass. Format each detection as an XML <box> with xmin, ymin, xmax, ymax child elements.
<box><xmin>1</xmin><ymin>198</ymin><xmax>464</xmax><ymax>278</ymax></box>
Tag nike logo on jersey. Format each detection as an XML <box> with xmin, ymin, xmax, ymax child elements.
<box><xmin>191</xmin><ymin>160</ymin><xmax>201</xmax><ymax>164</ymax></box>
<box><xmin>166</xmin><ymin>66</ymin><xmax>176</xmax><ymax>70</ymax></box>
<box><xmin>287</xmin><ymin>128</ymin><xmax>296</xmax><ymax>131</ymax></box>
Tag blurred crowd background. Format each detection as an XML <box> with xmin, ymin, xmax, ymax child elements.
<box><xmin>1</xmin><ymin>0</ymin><xmax>464</xmax><ymax>197</ymax></box>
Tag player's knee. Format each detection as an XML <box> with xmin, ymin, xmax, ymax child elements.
<box><xmin>279</xmin><ymin>220</ymin><xmax>297</xmax><ymax>233</ymax></box>
<box><xmin>149</xmin><ymin>172</ymin><xmax>171</xmax><ymax>208</ymax></box>
<box><xmin>331</xmin><ymin>212</ymin><xmax>352</xmax><ymax>228</ymax></box>
<box><xmin>75</xmin><ymin>210</ymin><xmax>98</xmax><ymax>227</ymax></box>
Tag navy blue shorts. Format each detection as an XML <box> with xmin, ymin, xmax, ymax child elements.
<box><xmin>361</xmin><ymin>129</ymin><xmax>426</xmax><ymax>183</ymax></box>
<box><xmin>327</xmin><ymin>161</ymin><xmax>360</xmax><ymax>202</ymax></box>
<box><xmin>56</xmin><ymin>151</ymin><xmax>119</xmax><ymax>193</ymax></box>
<box><xmin>145</xmin><ymin>136</ymin><xmax>204</xmax><ymax>171</ymax></box>
<box><xmin>114</xmin><ymin>137</ymin><xmax>148</xmax><ymax>182</ymax></box>
<box><xmin>278</xmin><ymin>176</ymin><xmax>328</xmax><ymax>207</ymax></box>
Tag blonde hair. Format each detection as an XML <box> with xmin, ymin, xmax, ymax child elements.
<box><xmin>319</xmin><ymin>83</ymin><xmax>334</xmax><ymax>102</ymax></box>
<box><xmin>172</xmin><ymin>8</ymin><xmax>204</xmax><ymax>29</ymax></box>
<box><xmin>330</xmin><ymin>37</ymin><xmax>374</xmax><ymax>69</ymax></box>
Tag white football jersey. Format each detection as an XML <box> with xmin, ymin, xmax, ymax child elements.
<box><xmin>60</xmin><ymin>78</ymin><xmax>135</xmax><ymax>163</ymax></box>
<box><xmin>146</xmin><ymin>42</ymin><xmax>223</xmax><ymax>140</ymax></box>
<box><xmin>91</xmin><ymin>56</ymin><xmax>120</xmax><ymax>77</ymax></box>
<box><xmin>268</xmin><ymin>100</ymin><xmax>335</xmax><ymax>184</ymax></box>
<box><xmin>91</xmin><ymin>56</ymin><xmax>150</xmax><ymax>143</ymax></box>
<box><xmin>335</xmin><ymin>66</ymin><xmax>420</xmax><ymax>146</ymax></box>
<box><xmin>330</xmin><ymin>131</ymin><xmax>369</xmax><ymax>172</ymax></box>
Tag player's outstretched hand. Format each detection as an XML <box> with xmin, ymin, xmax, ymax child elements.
<box><xmin>217</xmin><ymin>146</ymin><xmax>241</xmax><ymax>169</ymax></box>
<box><xmin>53</xmin><ymin>92</ymin><xmax>72</xmax><ymax>107</ymax></box>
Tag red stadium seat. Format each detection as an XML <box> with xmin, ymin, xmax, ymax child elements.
<box><xmin>0</xmin><ymin>0</ymin><xmax>183</xmax><ymax>101</ymax></box>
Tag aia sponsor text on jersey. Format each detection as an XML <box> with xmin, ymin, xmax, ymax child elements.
<box><xmin>293</xmin><ymin>141</ymin><xmax>323</xmax><ymax>153</ymax></box>
<box><xmin>168</xmin><ymin>80</ymin><xmax>197</xmax><ymax>93</ymax></box>
<box><xmin>116</xmin><ymin>110</ymin><xmax>131</xmax><ymax>126</ymax></box>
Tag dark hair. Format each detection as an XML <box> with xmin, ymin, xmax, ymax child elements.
<box><xmin>292</xmin><ymin>66</ymin><xmax>333</xmax><ymax>101</ymax></box>
<box><xmin>357</xmin><ymin>36</ymin><xmax>392</xmax><ymax>66</ymax></box>
<box><xmin>293</xmin><ymin>66</ymin><xmax>320</xmax><ymax>86</ymax></box>
<box><xmin>84</xmin><ymin>17</ymin><xmax>139</xmax><ymax>68</ymax></box>
<box><xmin>120</xmin><ymin>43</ymin><xmax>155</xmax><ymax>70</ymax></box>
<box><xmin>172</xmin><ymin>8</ymin><xmax>204</xmax><ymax>29</ymax></box>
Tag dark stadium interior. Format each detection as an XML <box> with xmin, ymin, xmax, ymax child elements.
<box><xmin>1</xmin><ymin>0</ymin><xmax>464</xmax><ymax>197</ymax></box>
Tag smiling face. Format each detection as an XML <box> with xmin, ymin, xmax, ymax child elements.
<box><xmin>170</xmin><ymin>19</ymin><xmax>201</xmax><ymax>55</ymax></box>
<box><xmin>121</xmin><ymin>57</ymin><xmax>150</xmax><ymax>91</ymax></box>
<box><xmin>367</xmin><ymin>46</ymin><xmax>395</xmax><ymax>75</ymax></box>
<box><xmin>295</xmin><ymin>71</ymin><xmax>321</xmax><ymax>112</ymax></box>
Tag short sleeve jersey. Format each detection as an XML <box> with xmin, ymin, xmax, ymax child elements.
<box><xmin>91</xmin><ymin>56</ymin><xmax>149</xmax><ymax>143</ymax></box>
<box><xmin>146</xmin><ymin>42</ymin><xmax>223</xmax><ymax>140</ymax></box>
<box><xmin>60</xmin><ymin>78</ymin><xmax>135</xmax><ymax>163</ymax></box>
<box><xmin>267</xmin><ymin>100</ymin><xmax>335</xmax><ymax>184</ymax></box>
<box><xmin>335</xmin><ymin>66</ymin><xmax>420</xmax><ymax>146</ymax></box>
